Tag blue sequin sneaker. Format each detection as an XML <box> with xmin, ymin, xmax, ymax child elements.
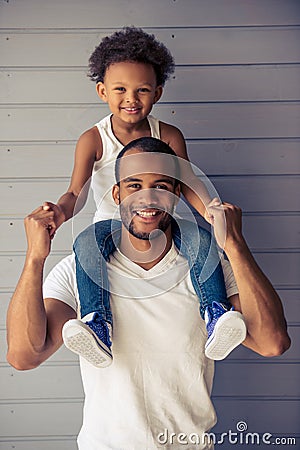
<box><xmin>204</xmin><ymin>301</ymin><xmax>247</xmax><ymax>360</ymax></box>
<box><xmin>62</xmin><ymin>313</ymin><xmax>112</xmax><ymax>368</ymax></box>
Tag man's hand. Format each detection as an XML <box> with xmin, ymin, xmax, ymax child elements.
<box><xmin>24</xmin><ymin>206</ymin><xmax>55</xmax><ymax>260</ymax></box>
<box><xmin>207</xmin><ymin>198</ymin><xmax>291</xmax><ymax>357</ymax></box>
<box><xmin>206</xmin><ymin>198</ymin><xmax>244</xmax><ymax>253</ymax></box>
<box><xmin>7</xmin><ymin>206</ymin><xmax>76</xmax><ymax>370</ymax></box>
<box><xmin>42</xmin><ymin>201</ymin><xmax>66</xmax><ymax>238</ymax></box>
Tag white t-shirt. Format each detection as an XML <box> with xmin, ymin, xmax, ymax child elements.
<box><xmin>44</xmin><ymin>244</ymin><xmax>238</xmax><ymax>450</ymax></box>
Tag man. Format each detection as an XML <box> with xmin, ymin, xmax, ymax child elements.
<box><xmin>7</xmin><ymin>138</ymin><xmax>290</xmax><ymax>450</ymax></box>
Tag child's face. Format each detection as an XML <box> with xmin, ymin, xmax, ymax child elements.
<box><xmin>96</xmin><ymin>61</ymin><xmax>162</xmax><ymax>125</ymax></box>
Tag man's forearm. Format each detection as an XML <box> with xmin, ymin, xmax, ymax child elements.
<box><xmin>6</xmin><ymin>256</ymin><xmax>49</xmax><ymax>369</ymax></box>
<box><xmin>226</xmin><ymin>237</ymin><xmax>291</xmax><ymax>356</ymax></box>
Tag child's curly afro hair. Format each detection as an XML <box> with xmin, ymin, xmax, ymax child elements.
<box><xmin>88</xmin><ymin>26</ymin><xmax>175</xmax><ymax>86</ymax></box>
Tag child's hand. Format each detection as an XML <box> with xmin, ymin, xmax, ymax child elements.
<box><xmin>42</xmin><ymin>202</ymin><xmax>66</xmax><ymax>238</ymax></box>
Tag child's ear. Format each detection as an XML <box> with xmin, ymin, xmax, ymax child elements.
<box><xmin>112</xmin><ymin>184</ymin><xmax>120</xmax><ymax>204</ymax></box>
<box><xmin>96</xmin><ymin>82</ymin><xmax>108</xmax><ymax>102</ymax></box>
<box><xmin>153</xmin><ymin>86</ymin><xmax>163</xmax><ymax>104</ymax></box>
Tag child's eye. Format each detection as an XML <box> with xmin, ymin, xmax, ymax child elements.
<box><xmin>138</xmin><ymin>88</ymin><xmax>151</xmax><ymax>93</ymax></box>
<box><xmin>115</xmin><ymin>87</ymin><xmax>125</xmax><ymax>92</ymax></box>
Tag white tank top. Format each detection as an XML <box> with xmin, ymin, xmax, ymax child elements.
<box><xmin>91</xmin><ymin>114</ymin><xmax>161</xmax><ymax>222</ymax></box>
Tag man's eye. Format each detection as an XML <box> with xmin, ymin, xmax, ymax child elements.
<box><xmin>155</xmin><ymin>185</ymin><xmax>168</xmax><ymax>190</ymax></box>
<box><xmin>128</xmin><ymin>184</ymin><xmax>141</xmax><ymax>189</ymax></box>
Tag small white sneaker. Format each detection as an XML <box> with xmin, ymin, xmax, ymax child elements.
<box><xmin>204</xmin><ymin>302</ymin><xmax>247</xmax><ymax>360</ymax></box>
<box><xmin>62</xmin><ymin>313</ymin><xmax>113</xmax><ymax>368</ymax></box>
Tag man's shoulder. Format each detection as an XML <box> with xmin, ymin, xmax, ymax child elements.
<box><xmin>54</xmin><ymin>253</ymin><xmax>75</xmax><ymax>270</ymax></box>
<box><xmin>43</xmin><ymin>254</ymin><xmax>78</xmax><ymax>310</ymax></box>
<box><xmin>45</xmin><ymin>254</ymin><xmax>76</xmax><ymax>283</ymax></box>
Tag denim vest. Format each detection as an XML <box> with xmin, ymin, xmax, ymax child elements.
<box><xmin>74</xmin><ymin>219</ymin><xmax>229</xmax><ymax>325</ymax></box>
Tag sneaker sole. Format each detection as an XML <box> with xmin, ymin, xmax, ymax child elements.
<box><xmin>62</xmin><ymin>319</ymin><xmax>113</xmax><ymax>368</ymax></box>
<box><xmin>205</xmin><ymin>311</ymin><xmax>247</xmax><ymax>360</ymax></box>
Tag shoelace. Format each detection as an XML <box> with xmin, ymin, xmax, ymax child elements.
<box><xmin>86</xmin><ymin>316</ymin><xmax>112</xmax><ymax>347</ymax></box>
<box><xmin>208</xmin><ymin>303</ymin><xmax>226</xmax><ymax>327</ymax></box>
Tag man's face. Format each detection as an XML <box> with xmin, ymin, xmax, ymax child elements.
<box><xmin>113</xmin><ymin>150</ymin><xmax>180</xmax><ymax>241</ymax></box>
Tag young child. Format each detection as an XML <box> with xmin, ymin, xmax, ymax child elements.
<box><xmin>42</xmin><ymin>27</ymin><xmax>246</xmax><ymax>366</ymax></box>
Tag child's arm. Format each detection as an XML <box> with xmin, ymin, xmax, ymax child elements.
<box><xmin>43</xmin><ymin>127</ymin><xmax>102</xmax><ymax>236</ymax></box>
<box><xmin>160</xmin><ymin>123</ymin><xmax>212</xmax><ymax>219</ymax></box>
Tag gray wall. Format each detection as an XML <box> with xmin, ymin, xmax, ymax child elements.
<box><xmin>0</xmin><ymin>0</ymin><xmax>299</xmax><ymax>448</ymax></box>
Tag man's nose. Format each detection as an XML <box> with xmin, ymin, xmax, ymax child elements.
<box><xmin>137</xmin><ymin>188</ymin><xmax>159</xmax><ymax>205</ymax></box>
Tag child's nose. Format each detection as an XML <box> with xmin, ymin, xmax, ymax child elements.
<box><xmin>126</xmin><ymin>91</ymin><xmax>138</xmax><ymax>103</ymax></box>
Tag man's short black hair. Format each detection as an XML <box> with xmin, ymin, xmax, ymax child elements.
<box><xmin>88</xmin><ymin>26</ymin><xmax>175</xmax><ymax>86</ymax></box>
<box><xmin>115</xmin><ymin>137</ymin><xmax>180</xmax><ymax>187</ymax></box>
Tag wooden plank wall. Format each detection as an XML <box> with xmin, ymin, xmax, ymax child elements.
<box><xmin>0</xmin><ymin>0</ymin><xmax>299</xmax><ymax>448</ymax></box>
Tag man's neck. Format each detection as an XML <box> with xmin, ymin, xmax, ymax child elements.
<box><xmin>119</xmin><ymin>226</ymin><xmax>173</xmax><ymax>271</ymax></box>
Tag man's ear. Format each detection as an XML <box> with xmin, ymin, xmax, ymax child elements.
<box><xmin>174</xmin><ymin>183</ymin><xmax>181</xmax><ymax>205</ymax></box>
<box><xmin>153</xmin><ymin>85</ymin><xmax>163</xmax><ymax>104</ymax></box>
<box><xmin>112</xmin><ymin>184</ymin><xmax>120</xmax><ymax>205</ymax></box>
<box><xmin>96</xmin><ymin>82</ymin><xmax>108</xmax><ymax>102</ymax></box>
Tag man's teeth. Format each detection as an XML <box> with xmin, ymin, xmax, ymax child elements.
<box><xmin>136</xmin><ymin>210</ymin><xmax>158</xmax><ymax>217</ymax></box>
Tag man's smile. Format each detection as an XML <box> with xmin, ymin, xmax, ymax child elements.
<box><xmin>135</xmin><ymin>208</ymin><xmax>161</xmax><ymax>218</ymax></box>
<box><xmin>131</xmin><ymin>207</ymin><xmax>165</xmax><ymax>224</ymax></box>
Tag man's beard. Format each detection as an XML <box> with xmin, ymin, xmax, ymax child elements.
<box><xmin>120</xmin><ymin>203</ymin><xmax>174</xmax><ymax>240</ymax></box>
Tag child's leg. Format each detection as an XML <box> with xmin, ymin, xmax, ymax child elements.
<box><xmin>173</xmin><ymin>219</ymin><xmax>246</xmax><ymax>360</ymax></box>
<box><xmin>74</xmin><ymin>220</ymin><xmax>113</xmax><ymax>322</ymax></box>
<box><xmin>62</xmin><ymin>220</ymin><xmax>119</xmax><ymax>368</ymax></box>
